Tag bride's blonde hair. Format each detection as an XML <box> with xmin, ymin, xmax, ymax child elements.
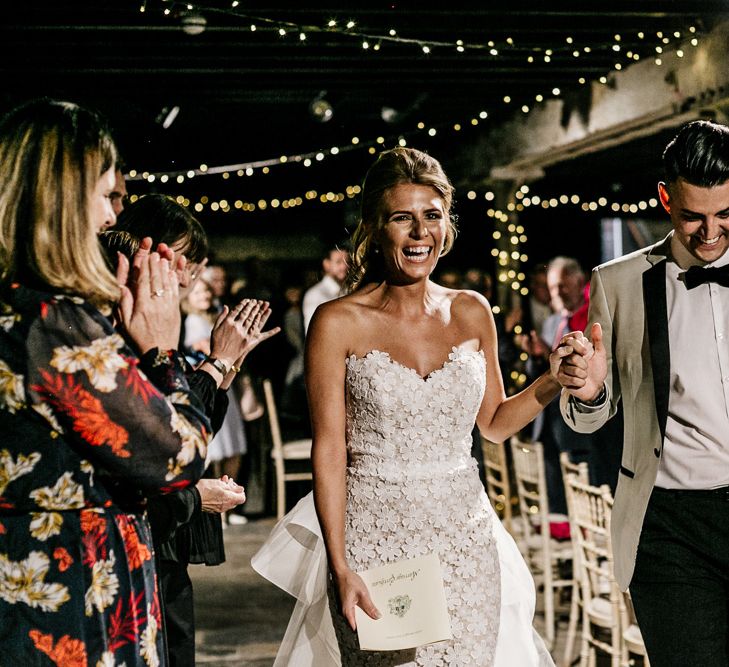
<box><xmin>346</xmin><ymin>147</ymin><xmax>457</xmax><ymax>291</ymax></box>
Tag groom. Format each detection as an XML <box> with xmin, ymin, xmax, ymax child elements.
<box><xmin>554</xmin><ymin>119</ymin><xmax>729</xmax><ymax>666</ymax></box>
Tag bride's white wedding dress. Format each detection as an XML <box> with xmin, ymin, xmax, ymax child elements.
<box><xmin>252</xmin><ymin>347</ymin><xmax>554</xmax><ymax>666</ymax></box>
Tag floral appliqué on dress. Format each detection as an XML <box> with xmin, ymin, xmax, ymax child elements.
<box><xmin>329</xmin><ymin>347</ymin><xmax>500</xmax><ymax>666</ymax></box>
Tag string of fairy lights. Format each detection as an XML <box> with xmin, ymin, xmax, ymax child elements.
<box><xmin>129</xmin><ymin>176</ymin><xmax>663</xmax><ymax>388</ymax></box>
<box><xmin>125</xmin><ymin>2</ymin><xmax>704</xmax><ymax>182</ymax></box>
<box><xmin>486</xmin><ymin>182</ymin><xmax>664</xmax><ymax>390</ymax></box>
<box><xmin>127</xmin><ymin>3</ymin><xmax>690</xmax><ymax>365</ymax></box>
<box><xmin>128</xmin><ymin>179</ymin><xmax>660</xmax><ymax>223</ymax></box>
<box><xmin>488</xmin><ymin>185</ymin><xmax>661</xmax><ymax>294</ymax></box>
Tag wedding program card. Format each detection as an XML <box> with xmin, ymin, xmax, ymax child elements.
<box><xmin>355</xmin><ymin>553</ymin><xmax>452</xmax><ymax>651</ymax></box>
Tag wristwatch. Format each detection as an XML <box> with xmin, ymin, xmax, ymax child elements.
<box><xmin>579</xmin><ymin>384</ymin><xmax>607</xmax><ymax>406</ymax></box>
<box><xmin>204</xmin><ymin>356</ymin><xmax>229</xmax><ymax>376</ymax></box>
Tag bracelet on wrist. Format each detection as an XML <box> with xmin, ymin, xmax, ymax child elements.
<box><xmin>204</xmin><ymin>356</ymin><xmax>229</xmax><ymax>376</ymax></box>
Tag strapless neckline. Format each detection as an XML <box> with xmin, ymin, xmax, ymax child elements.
<box><xmin>346</xmin><ymin>345</ymin><xmax>484</xmax><ymax>382</ymax></box>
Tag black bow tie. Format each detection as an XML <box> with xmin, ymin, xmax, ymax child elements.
<box><xmin>684</xmin><ymin>264</ymin><xmax>729</xmax><ymax>290</ymax></box>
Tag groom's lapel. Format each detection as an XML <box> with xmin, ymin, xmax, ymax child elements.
<box><xmin>643</xmin><ymin>258</ymin><xmax>670</xmax><ymax>445</ymax></box>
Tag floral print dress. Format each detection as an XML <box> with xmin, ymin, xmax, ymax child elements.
<box><xmin>0</xmin><ymin>285</ymin><xmax>211</xmax><ymax>666</ymax></box>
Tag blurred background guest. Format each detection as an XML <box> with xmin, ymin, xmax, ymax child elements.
<box><xmin>202</xmin><ymin>262</ymin><xmax>228</xmax><ymax>314</ymax></box>
<box><xmin>302</xmin><ymin>243</ymin><xmax>349</xmax><ymax>333</ymax></box>
<box><xmin>520</xmin><ymin>256</ymin><xmax>621</xmax><ymax>526</ymax></box>
<box><xmin>180</xmin><ymin>276</ymin><xmax>249</xmax><ymax>506</ymax></box>
<box><xmin>522</xmin><ymin>262</ymin><xmax>554</xmax><ymax>335</ymax></box>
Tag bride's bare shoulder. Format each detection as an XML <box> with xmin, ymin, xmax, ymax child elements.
<box><xmin>308</xmin><ymin>287</ymin><xmax>378</xmax><ymax>336</ymax></box>
<box><xmin>447</xmin><ymin>288</ymin><xmax>495</xmax><ymax>326</ymax></box>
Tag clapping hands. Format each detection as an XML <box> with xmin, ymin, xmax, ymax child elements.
<box><xmin>115</xmin><ymin>237</ymin><xmax>280</xmax><ymax>373</ymax></box>
<box><xmin>115</xmin><ymin>236</ymin><xmax>181</xmax><ymax>354</ymax></box>
<box><xmin>208</xmin><ymin>299</ymin><xmax>281</xmax><ymax>389</ymax></box>
<box><xmin>210</xmin><ymin>299</ymin><xmax>280</xmax><ymax>363</ymax></box>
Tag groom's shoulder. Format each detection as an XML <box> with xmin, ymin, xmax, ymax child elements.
<box><xmin>592</xmin><ymin>237</ymin><xmax>668</xmax><ymax>279</ymax></box>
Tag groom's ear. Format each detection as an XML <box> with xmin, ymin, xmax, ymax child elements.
<box><xmin>657</xmin><ymin>182</ymin><xmax>671</xmax><ymax>214</ymax></box>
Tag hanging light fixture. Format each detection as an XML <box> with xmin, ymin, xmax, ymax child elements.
<box><xmin>309</xmin><ymin>91</ymin><xmax>334</xmax><ymax>122</ymax></box>
<box><xmin>155</xmin><ymin>105</ymin><xmax>181</xmax><ymax>129</ymax></box>
<box><xmin>181</xmin><ymin>12</ymin><xmax>206</xmax><ymax>35</ymax></box>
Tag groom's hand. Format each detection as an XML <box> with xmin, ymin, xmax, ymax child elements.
<box><xmin>553</xmin><ymin>323</ymin><xmax>608</xmax><ymax>403</ymax></box>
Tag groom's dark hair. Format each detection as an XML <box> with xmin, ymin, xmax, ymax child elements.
<box><xmin>663</xmin><ymin>119</ymin><xmax>729</xmax><ymax>187</ymax></box>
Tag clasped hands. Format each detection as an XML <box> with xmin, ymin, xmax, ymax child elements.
<box><xmin>549</xmin><ymin>322</ymin><xmax>608</xmax><ymax>403</ymax></box>
<box><xmin>196</xmin><ymin>475</ymin><xmax>246</xmax><ymax>514</ymax></box>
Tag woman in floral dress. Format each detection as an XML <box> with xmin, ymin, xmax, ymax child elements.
<box><xmin>0</xmin><ymin>98</ymin><xmax>211</xmax><ymax>665</ymax></box>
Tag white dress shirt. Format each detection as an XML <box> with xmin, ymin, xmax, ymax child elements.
<box><xmin>302</xmin><ymin>275</ymin><xmax>344</xmax><ymax>334</ymax></box>
<box><xmin>659</xmin><ymin>235</ymin><xmax>729</xmax><ymax>489</ymax></box>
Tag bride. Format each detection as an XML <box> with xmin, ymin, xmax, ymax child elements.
<box><xmin>253</xmin><ymin>147</ymin><xmax>565</xmax><ymax>665</ymax></box>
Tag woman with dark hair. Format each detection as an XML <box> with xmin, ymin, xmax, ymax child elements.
<box><xmin>109</xmin><ymin>195</ymin><xmax>279</xmax><ymax>665</ymax></box>
<box><xmin>255</xmin><ymin>147</ymin><xmax>560</xmax><ymax>666</ymax></box>
<box><xmin>117</xmin><ymin>193</ymin><xmax>209</xmax><ymax>301</ymax></box>
<box><xmin>0</xmin><ymin>98</ymin><xmax>211</xmax><ymax>665</ymax></box>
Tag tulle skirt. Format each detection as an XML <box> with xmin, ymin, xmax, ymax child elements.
<box><xmin>251</xmin><ymin>492</ymin><xmax>554</xmax><ymax>666</ymax></box>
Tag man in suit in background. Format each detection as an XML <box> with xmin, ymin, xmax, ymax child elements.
<box><xmin>556</xmin><ymin>119</ymin><xmax>729</xmax><ymax>666</ymax></box>
<box><xmin>523</xmin><ymin>262</ymin><xmax>554</xmax><ymax>335</ymax></box>
<box><xmin>302</xmin><ymin>244</ymin><xmax>349</xmax><ymax>333</ymax></box>
<box><xmin>530</xmin><ymin>257</ymin><xmax>594</xmax><ymax>517</ymax></box>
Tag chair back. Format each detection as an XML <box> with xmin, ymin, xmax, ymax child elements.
<box><xmin>567</xmin><ymin>476</ymin><xmax>622</xmax><ymax>665</ymax></box>
<box><xmin>263</xmin><ymin>378</ymin><xmax>313</xmax><ymax>519</ymax></box>
<box><xmin>567</xmin><ymin>478</ymin><xmax>614</xmax><ymax>597</ymax></box>
<box><xmin>559</xmin><ymin>451</ymin><xmax>589</xmax><ymax>487</ymax></box>
<box><xmin>559</xmin><ymin>452</ymin><xmax>590</xmax><ymax>667</ymax></box>
<box><xmin>510</xmin><ymin>435</ymin><xmax>576</xmax><ymax>652</ymax></box>
<box><xmin>263</xmin><ymin>378</ymin><xmax>283</xmax><ymax>459</ymax></box>
<box><xmin>560</xmin><ymin>451</ymin><xmax>589</xmax><ymax>560</ymax></box>
<box><xmin>509</xmin><ymin>436</ymin><xmax>550</xmax><ymax>551</ymax></box>
<box><xmin>480</xmin><ymin>436</ymin><xmax>513</xmax><ymax>534</ymax></box>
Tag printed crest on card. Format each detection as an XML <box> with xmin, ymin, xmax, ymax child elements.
<box><xmin>388</xmin><ymin>594</ymin><xmax>412</xmax><ymax>618</ymax></box>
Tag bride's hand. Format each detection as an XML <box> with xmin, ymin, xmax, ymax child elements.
<box><xmin>333</xmin><ymin>568</ymin><xmax>381</xmax><ymax>631</ymax></box>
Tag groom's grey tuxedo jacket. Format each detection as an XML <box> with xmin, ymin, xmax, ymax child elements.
<box><xmin>560</xmin><ymin>232</ymin><xmax>676</xmax><ymax>591</ymax></box>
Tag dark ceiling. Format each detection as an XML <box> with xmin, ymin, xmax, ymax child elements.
<box><xmin>2</xmin><ymin>1</ymin><xmax>728</xmax><ymax>252</ymax></box>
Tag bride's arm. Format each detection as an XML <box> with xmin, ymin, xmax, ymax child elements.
<box><xmin>305</xmin><ymin>303</ymin><xmax>380</xmax><ymax>631</ymax></box>
<box><xmin>461</xmin><ymin>292</ymin><xmax>562</xmax><ymax>443</ymax></box>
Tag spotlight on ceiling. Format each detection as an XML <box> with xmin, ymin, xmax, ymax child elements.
<box><xmin>155</xmin><ymin>105</ymin><xmax>181</xmax><ymax>129</ymax></box>
<box><xmin>381</xmin><ymin>106</ymin><xmax>400</xmax><ymax>123</ymax></box>
<box><xmin>181</xmin><ymin>12</ymin><xmax>206</xmax><ymax>35</ymax></box>
<box><xmin>309</xmin><ymin>91</ymin><xmax>334</xmax><ymax>123</ymax></box>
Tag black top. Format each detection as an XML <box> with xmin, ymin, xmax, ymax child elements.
<box><xmin>147</xmin><ymin>365</ymin><xmax>230</xmax><ymax>565</ymax></box>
